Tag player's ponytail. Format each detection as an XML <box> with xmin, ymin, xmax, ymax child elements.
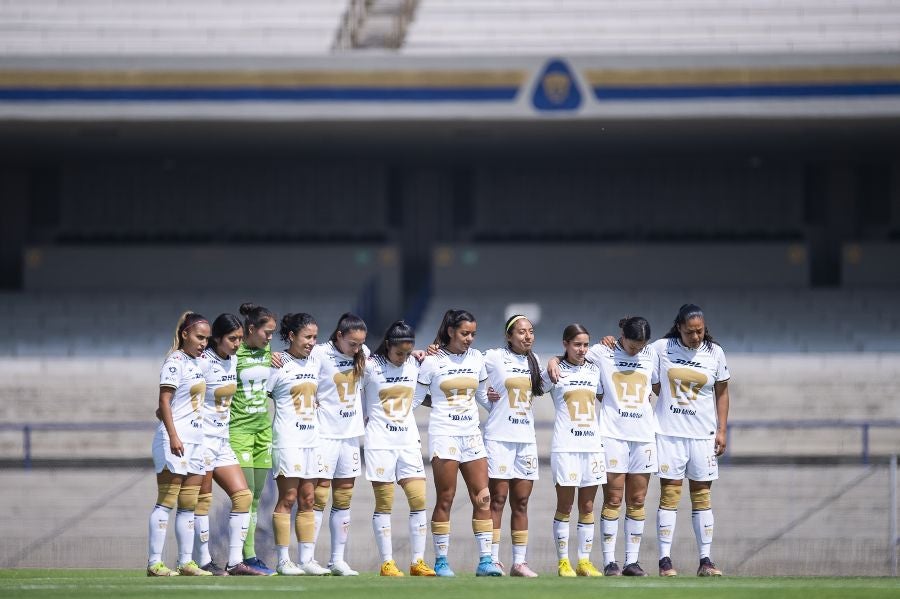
<box><xmin>504</xmin><ymin>314</ymin><xmax>542</xmax><ymax>397</ymax></box>
<box><xmin>329</xmin><ymin>312</ymin><xmax>368</xmax><ymax>379</ymax></box>
<box><xmin>170</xmin><ymin>311</ymin><xmax>209</xmax><ymax>354</ymax></box>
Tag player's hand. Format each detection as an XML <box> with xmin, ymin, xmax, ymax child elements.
<box><xmin>271</xmin><ymin>352</ymin><xmax>285</xmax><ymax>369</ymax></box>
<box><xmin>412</xmin><ymin>349</ymin><xmax>426</xmax><ymax>363</ymax></box>
<box><xmin>714</xmin><ymin>430</ymin><xmax>727</xmax><ymax>456</ymax></box>
<box><xmin>601</xmin><ymin>336</ymin><xmax>616</xmax><ymax>349</ymax></box>
<box><xmin>487</xmin><ymin>386</ymin><xmax>501</xmax><ymax>402</ymax></box>
<box><xmin>170</xmin><ymin>435</ymin><xmax>185</xmax><ymax>457</ymax></box>
<box><xmin>547</xmin><ymin>357</ymin><xmax>561</xmax><ymax>384</ymax></box>
<box><xmin>426</xmin><ymin>343</ymin><xmax>440</xmax><ymax>356</ymax></box>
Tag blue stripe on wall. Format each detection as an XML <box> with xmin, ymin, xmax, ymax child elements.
<box><xmin>594</xmin><ymin>82</ymin><xmax>900</xmax><ymax>100</ymax></box>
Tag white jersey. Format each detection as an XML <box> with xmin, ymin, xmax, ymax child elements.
<box><xmin>267</xmin><ymin>353</ymin><xmax>322</xmax><ymax>449</ymax></box>
<box><xmin>362</xmin><ymin>354</ymin><xmax>421</xmax><ymax>450</ymax></box>
<box><xmin>588</xmin><ymin>342</ymin><xmax>659</xmax><ymax>443</ymax></box>
<box><xmin>414</xmin><ymin>348</ymin><xmax>488</xmax><ymax>437</ymax></box>
<box><xmin>198</xmin><ymin>348</ymin><xmax>237</xmax><ymax>440</ymax></box>
<box><xmin>652</xmin><ymin>338</ymin><xmax>730</xmax><ymax>439</ymax></box>
<box><xmin>482</xmin><ymin>348</ymin><xmax>542</xmax><ymax>443</ymax></box>
<box><xmin>310</xmin><ymin>342</ymin><xmax>370</xmax><ymax>440</ymax></box>
<box><xmin>542</xmin><ymin>359</ymin><xmax>603</xmax><ymax>453</ymax></box>
<box><xmin>158</xmin><ymin>350</ymin><xmax>206</xmax><ymax>444</ymax></box>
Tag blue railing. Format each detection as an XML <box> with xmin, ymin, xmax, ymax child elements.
<box><xmin>1</xmin><ymin>419</ymin><xmax>898</xmax><ymax>470</ymax></box>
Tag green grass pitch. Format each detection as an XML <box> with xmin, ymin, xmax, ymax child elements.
<box><xmin>1</xmin><ymin>570</ymin><xmax>898</xmax><ymax>599</ymax></box>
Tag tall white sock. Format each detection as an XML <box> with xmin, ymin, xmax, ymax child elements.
<box><xmin>624</xmin><ymin>517</ymin><xmax>645</xmax><ymax>564</ymax></box>
<box><xmin>692</xmin><ymin>509</ymin><xmax>714</xmax><ymax>559</ymax></box>
<box><xmin>657</xmin><ymin>509</ymin><xmax>677</xmax><ymax>558</ymax></box>
<box><xmin>553</xmin><ymin>518</ymin><xmax>570</xmax><ymax>560</ymax></box>
<box><xmin>228</xmin><ymin>511</ymin><xmax>250</xmax><ymax>567</ymax></box>
<box><xmin>175</xmin><ymin>509</ymin><xmax>195</xmax><ymax>566</ymax></box>
<box><xmin>512</xmin><ymin>543</ymin><xmax>526</xmax><ymax>565</ymax></box>
<box><xmin>576</xmin><ymin>521</ymin><xmax>594</xmax><ymax>560</ymax></box>
<box><xmin>329</xmin><ymin>508</ymin><xmax>351</xmax><ymax>564</ymax></box>
<box><xmin>491</xmin><ymin>543</ymin><xmax>500</xmax><ymax>561</ymax></box>
<box><xmin>475</xmin><ymin>531</ymin><xmax>492</xmax><ymax>557</ymax></box>
<box><xmin>313</xmin><ymin>509</ymin><xmax>323</xmax><ymax>543</ymax></box>
<box><xmin>409</xmin><ymin>510</ymin><xmax>427</xmax><ymax>563</ymax></box>
<box><xmin>277</xmin><ymin>544</ymin><xmax>290</xmax><ymax>562</ymax></box>
<box><xmin>148</xmin><ymin>504</ymin><xmax>172</xmax><ymax>565</ymax></box>
<box><xmin>601</xmin><ymin>517</ymin><xmax>618</xmax><ymax>565</ymax></box>
<box><xmin>372</xmin><ymin>513</ymin><xmax>392</xmax><ymax>562</ymax></box>
<box><xmin>194</xmin><ymin>514</ymin><xmax>211</xmax><ymax>566</ymax></box>
<box><xmin>299</xmin><ymin>542</ymin><xmax>315</xmax><ymax>565</ymax></box>
<box><xmin>433</xmin><ymin>534</ymin><xmax>449</xmax><ymax>558</ymax></box>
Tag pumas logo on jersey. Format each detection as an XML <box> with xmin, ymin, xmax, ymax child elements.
<box><xmin>168</xmin><ymin>366</ymin><xmax>177</xmax><ymax>373</ymax></box>
<box><xmin>609</xmin><ymin>459</ymin><xmax>618</xmax><ymax>467</ymax></box>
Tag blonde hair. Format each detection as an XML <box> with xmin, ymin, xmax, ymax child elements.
<box><xmin>169</xmin><ymin>311</ymin><xmax>208</xmax><ymax>355</ymax></box>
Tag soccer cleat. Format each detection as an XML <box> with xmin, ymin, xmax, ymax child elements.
<box><xmin>276</xmin><ymin>559</ymin><xmax>305</xmax><ymax>576</ymax></box>
<box><xmin>243</xmin><ymin>556</ymin><xmax>276</xmax><ymax>576</ymax></box>
<box><xmin>697</xmin><ymin>557</ymin><xmax>722</xmax><ymax>577</ymax></box>
<box><xmin>147</xmin><ymin>561</ymin><xmax>179</xmax><ymax>577</ymax></box>
<box><xmin>380</xmin><ymin>559</ymin><xmax>404</xmax><ymax>577</ymax></box>
<box><xmin>300</xmin><ymin>560</ymin><xmax>331</xmax><ymax>576</ymax></box>
<box><xmin>658</xmin><ymin>556</ymin><xmax>678</xmax><ymax>577</ymax></box>
<box><xmin>200</xmin><ymin>561</ymin><xmax>228</xmax><ymax>576</ymax></box>
<box><xmin>575</xmin><ymin>558</ymin><xmax>602</xmax><ymax>577</ymax></box>
<box><xmin>557</xmin><ymin>558</ymin><xmax>576</xmax><ymax>577</ymax></box>
<box><xmin>623</xmin><ymin>562</ymin><xmax>649</xmax><ymax>577</ymax></box>
<box><xmin>509</xmin><ymin>562</ymin><xmax>539</xmax><ymax>577</ymax></box>
<box><xmin>409</xmin><ymin>558</ymin><xmax>436</xmax><ymax>576</ymax></box>
<box><xmin>226</xmin><ymin>561</ymin><xmax>266</xmax><ymax>576</ymax></box>
<box><xmin>476</xmin><ymin>555</ymin><xmax>503</xmax><ymax>576</ymax></box>
<box><xmin>434</xmin><ymin>556</ymin><xmax>455</xmax><ymax>577</ymax></box>
<box><xmin>493</xmin><ymin>560</ymin><xmax>506</xmax><ymax>576</ymax></box>
<box><xmin>603</xmin><ymin>561</ymin><xmax>622</xmax><ymax>576</ymax></box>
<box><xmin>329</xmin><ymin>560</ymin><xmax>359</xmax><ymax>576</ymax></box>
<box><xmin>178</xmin><ymin>560</ymin><xmax>213</xmax><ymax>576</ymax></box>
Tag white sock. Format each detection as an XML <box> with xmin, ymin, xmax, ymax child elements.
<box><xmin>277</xmin><ymin>545</ymin><xmax>290</xmax><ymax>563</ymax></box>
<box><xmin>553</xmin><ymin>518</ymin><xmax>569</xmax><ymax>560</ymax></box>
<box><xmin>657</xmin><ymin>508</ymin><xmax>677</xmax><ymax>558</ymax></box>
<box><xmin>433</xmin><ymin>534</ymin><xmax>449</xmax><ymax>558</ymax></box>
<box><xmin>409</xmin><ymin>510</ymin><xmax>427</xmax><ymax>563</ymax></box>
<box><xmin>476</xmin><ymin>531</ymin><xmax>492</xmax><ymax>557</ymax></box>
<box><xmin>373</xmin><ymin>512</ymin><xmax>392</xmax><ymax>562</ymax></box>
<box><xmin>299</xmin><ymin>542</ymin><xmax>315</xmax><ymax>565</ymax></box>
<box><xmin>148</xmin><ymin>504</ymin><xmax>172</xmax><ymax>565</ymax></box>
<box><xmin>624</xmin><ymin>516</ymin><xmax>645</xmax><ymax>564</ymax></box>
<box><xmin>329</xmin><ymin>508</ymin><xmax>350</xmax><ymax>564</ymax></box>
<box><xmin>194</xmin><ymin>514</ymin><xmax>211</xmax><ymax>566</ymax></box>
<box><xmin>313</xmin><ymin>509</ymin><xmax>323</xmax><ymax>543</ymax></box>
<box><xmin>692</xmin><ymin>509</ymin><xmax>714</xmax><ymax>559</ymax></box>
<box><xmin>512</xmin><ymin>543</ymin><xmax>526</xmax><ymax>565</ymax></box>
<box><xmin>600</xmin><ymin>517</ymin><xmax>618</xmax><ymax>565</ymax></box>
<box><xmin>491</xmin><ymin>543</ymin><xmax>500</xmax><ymax>561</ymax></box>
<box><xmin>576</xmin><ymin>521</ymin><xmax>594</xmax><ymax>560</ymax></box>
<box><xmin>228</xmin><ymin>511</ymin><xmax>250</xmax><ymax>567</ymax></box>
<box><xmin>175</xmin><ymin>509</ymin><xmax>195</xmax><ymax>566</ymax></box>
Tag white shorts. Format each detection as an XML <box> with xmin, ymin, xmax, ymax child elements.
<box><xmin>656</xmin><ymin>434</ymin><xmax>719</xmax><ymax>481</ymax></box>
<box><xmin>203</xmin><ymin>436</ymin><xmax>240</xmax><ymax>472</ymax></box>
<box><xmin>551</xmin><ymin>451</ymin><xmax>607</xmax><ymax>487</ymax></box>
<box><xmin>319</xmin><ymin>437</ymin><xmax>362</xmax><ymax>479</ymax></box>
<box><xmin>365</xmin><ymin>448</ymin><xmax>426</xmax><ymax>482</ymax></box>
<box><xmin>485</xmin><ymin>439</ymin><xmax>539</xmax><ymax>480</ymax></box>
<box><xmin>429</xmin><ymin>433</ymin><xmax>486</xmax><ymax>463</ymax></box>
<box><xmin>152</xmin><ymin>434</ymin><xmax>205</xmax><ymax>476</ymax></box>
<box><xmin>604</xmin><ymin>437</ymin><xmax>658</xmax><ymax>474</ymax></box>
<box><xmin>272</xmin><ymin>446</ymin><xmax>321</xmax><ymax>479</ymax></box>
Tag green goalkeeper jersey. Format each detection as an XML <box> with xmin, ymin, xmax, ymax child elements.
<box><xmin>230</xmin><ymin>343</ymin><xmax>272</xmax><ymax>433</ymax></box>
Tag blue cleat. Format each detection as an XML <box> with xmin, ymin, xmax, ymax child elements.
<box><xmin>476</xmin><ymin>555</ymin><xmax>503</xmax><ymax>577</ymax></box>
<box><xmin>434</xmin><ymin>556</ymin><xmax>455</xmax><ymax>577</ymax></box>
<box><xmin>243</xmin><ymin>556</ymin><xmax>276</xmax><ymax>576</ymax></box>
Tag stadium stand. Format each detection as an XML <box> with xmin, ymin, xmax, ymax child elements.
<box><xmin>0</xmin><ymin>0</ymin><xmax>348</xmax><ymax>55</ymax></box>
<box><xmin>404</xmin><ymin>0</ymin><xmax>900</xmax><ymax>54</ymax></box>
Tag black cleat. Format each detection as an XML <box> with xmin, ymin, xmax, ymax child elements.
<box><xmin>603</xmin><ymin>562</ymin><xmax>622</xmax><ymax>576</ymax></box>
<box><xmin>697</xmin><ymin>557</ymin><xmax>722</xmax><ymax>577</ymax></box>
<box><xmin>659</xmin><ymin>556</ymin><xmax>677</xmax><ymax>577</ymax></box>
<box><xmin>622</xmin><ymin>562</ymin><xmax>649</xmax><ymax>577</ymax></box>
<box><xmin>200</xmin><ymin>561</ymin><xmax>229</xmax><ymax>576</ymax></box>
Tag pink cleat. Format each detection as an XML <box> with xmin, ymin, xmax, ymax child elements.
<box><xmin>510</xmin><ymin>562</ymin><xmax>539</xmax><ymax>578</ymax></box>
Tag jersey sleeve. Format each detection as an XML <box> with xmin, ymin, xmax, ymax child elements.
<box><xmin>540</xmin><ymin>369</ymin><xmax>553</xmax><ymax>391</ymax></box>
<box><xmin>649</xmin><ymin>346</ymin><xmax>660</xmax><ymax>385</ymax></box>
<box><xmin>412</xmin><ymin>357</ymin><xmax>434</xmax><ymax>408</ymax></box>
<box><xmin>714</xmin><ymin>345</ymin><xmax>730</xmax><ymax>383</ymax></box>
<box><xmin>586</xmin><ymin>344</ymin><xmax>607</xmax><ymax>365</ymax></box>
<box><xmin>475</xmin><ymin>377</ymin><xmax>490</xmax><ymax>410</ymax></box>
<box><xmin>266</xmin><ymin>366</ymin><xmax>280</xmax><ymax>395</ymax></box>
<box><xmin>362</xmin><ymin>344</ymin><xmax>372</xmax><ymax>358</ymax></box>
<box><xmin>159</xmin><ymin>355</ymin><xmax>182</xmax><ymax>388</ymax></box>
<box><xmin>477</xmin><ymin>352</ymin><xmax>488</xmax><ymax>382</ymax></box>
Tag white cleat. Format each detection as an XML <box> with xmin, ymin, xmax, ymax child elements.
<box><xmin>329</xmin><ymin>560</ymin><xmax>359</xmax><ymax>576</ymax></box>
<box><xmin>300</xmin><ymin>560</ymin><xmax>332</xmax><ymax>576</ymax></box>
<box><xmin>277</xmin><ymin>559</ymin><xmax>305</xmax><ymax>576</ymax></box>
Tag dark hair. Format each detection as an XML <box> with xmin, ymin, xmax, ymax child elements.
<box><xmin>329</xmin><ymin>312</ymin><xmax>368</xmax><ymax>379</ymax></box>
<box><xmin>170</xmin><ymin>311</ymin><xmax>208</xmax><ymax>353</ymax></box>
<box><xmin>618</xmin><ymin>316</ymin><xmax>652</xmax><ymax>343</ymax></box>
<box><xmin>239</xmin><ymin>302</ymin><xmax>276</xmax><ymax>335</ymax></box>
<box><xmin>664</xmin><ymin>303</ymin><xmax>716</xmax><ymax>347</ymax></box>
<box><xmin>505</xmin><ymin>314</ymin><xmax>542</xmax><ymax>397</ymax></box>
<box><xmin>374</xmin><ymin>320</ymin><xmax>416</xmax><ymax>358</ymax></box>
<box><xmin>207</xmin><ymin>313</ymin><xmax>242</xmax><ymax>354</ymax></box>
<box><xmin>434</xmin><ymin>309</ymin><xmax>476</xmax><ymax>347</ymax></box>
<box><xmin>280</xmin><ymin>312</ymin><xmax>317</xmax><ymax>344</ymax></box>
<box><xmin>560</xmin><ymin>323</ymin><xmax>590</xmax><ymax>363</ymax></box>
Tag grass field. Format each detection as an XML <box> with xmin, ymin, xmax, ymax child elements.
<box><xmin>1</xmin><ymin>570</ymin><xmax>898</xmax><ymax>599</ymax></box>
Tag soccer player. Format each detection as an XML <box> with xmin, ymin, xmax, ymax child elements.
<box><xmin>652</xmin><ymin>304</ymin><xmax>729</xmax><ymax>577</ymax></box>
<box><xmin>230</xmin><ymin>303</ymin><xmax>278</xmax><ymax>575</ymax></box>
<box><xmin>147</xmin><ymin>312</ymin><xmax>213</xmax><ymax>577</ymax></box>
<box><xmin>413</xmin><ymin>309</ymin><xmax>501</xmax><ymax>577</ymax></box>
<box><xmin>192</xmin><ymin>313</ymin><xmax>259</xmax><ymax>576</ymax></box>
<box><xmin>481</xmin><ymin>314</ymin><xmax>543</xmax><ymax>577</ymax></box>
<box><xmin>542</xmin><ymin>324</ymin><xmax>606</xmax><ymax>578</ymax></box>
<box><xmin>362</xmin><ymin>320</ymin><xmax>436</xmax><ymax>577</ymax></box>
<box><xmin>267</xmin><ymin>313</ymin><xmax>331</xmax><ymax>576</ymax></box>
